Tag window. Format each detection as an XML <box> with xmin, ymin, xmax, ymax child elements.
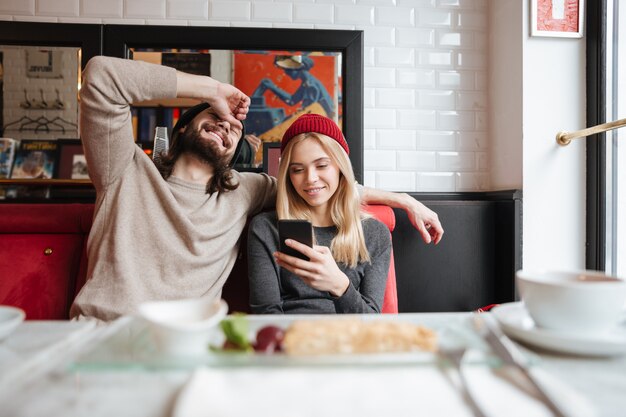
<box><xmin>605</xmin><ymin>1</ymin><xmax>626</xmax><ymax>275</ymax></box>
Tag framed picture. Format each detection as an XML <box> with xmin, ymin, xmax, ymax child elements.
<box><xmin>531</xmin><ymin>0</ymin><xmax>584</xmax><ymax>38</ymax></box>
<box><xmin>262</xmin><ymin>142</ymin><xmax>281</xmax><ymax>178</ymax></box>
<box><xmin>56</xmin><ymin>139</ymin><xmax>89</xmax><ymax>180</ymax></box>
<box><xmin>233</xmin><ymin>50</ymin><xmax>341</xmax><ymax>166</ymax></box>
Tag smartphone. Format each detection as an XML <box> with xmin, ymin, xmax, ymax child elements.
<box><xmin>278</xmin><ymin>220</ymin><xmax>313</xmax><ymax>261</ymax></box>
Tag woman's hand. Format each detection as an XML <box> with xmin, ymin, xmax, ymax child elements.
<box><xmin>274</xmin><ymin>239</ymin><xmax>350</xmax><ymax>297</ymax></box>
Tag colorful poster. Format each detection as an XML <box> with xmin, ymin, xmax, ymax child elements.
<box><xmin>234</xmin><ymin>51</ymin><xmax>341</xmax><ymax>164</ymax></box>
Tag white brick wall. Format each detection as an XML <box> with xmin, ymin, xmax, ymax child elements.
<box><xmin>0</xmin><ymin>0</ymin><xmax>490</xmax><ymax>192</ymax></box>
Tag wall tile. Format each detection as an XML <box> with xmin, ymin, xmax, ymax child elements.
<box><xmin>364</xmin><ymin>150</ymin><xmax>396</xmax><ymax>170</ymax></box>
<box><xmin>364</xmin><ymin>108</ymin><xmax>396</xmax><ymax>129</ymax></box>
<box><xmin>363</xmin><ymin>26</ymin><xmax>394</xmax><ymax>47</ymax></box>
<box><xmin>363</xmin><ymin>87</ymin><xmax>375</xmax><ymax>108</ymax></box>
<box><xmin>363</xmin><ymin>46</ymin><xmax>375</xmax><ymax>67</ymax></box>
<box><xmin>363</xmin><ymin>129</ymin><xmax>376</xmax><ymax>149</ymax></box>
<box><xmin>398</xmin><ymin>151</ymin><xmax>437</xmax><ymax>171</ymax></box>
<box><xmin>418</xmin><ymin>172</ymin><xmax>455</xmax><ymax>191</ymax></box>
<box><xmin>457</xmin><ymin>51</ymin><xmax>486</xmax><ymax>69</ymax></box>
<box><xmin>396</xmin><ymin>28</ymin><xmax>434</xmax><ymax>48</ymax></box>
<box><xmin>398</xmin><ymin>0</ymin><xmax>434</xmax><ymax>7</ymax></box>
<box><xmin>125</xmin><ymin>0</ymin><xmax>165</xmax><ymax>18</ymax></box>
<box><xmin>417</xmin><ymin>9</ymin><xmax>451</xmax><ymax>26</ymax></box>
<box><xmin>363</xmin><ymin>171</ymin><xmax>376</xmax><ymax>188</ymax></box>
<box><xmin>0</xmin><ymin>0</ymin><xmax>35</xmax><ymax>15</ymax></box>
<box><xmin>293</xmin><ymin>3</ymin><xmax>332</xmax><ymax>23</ymax></box>
<box><xmin>13</xmin><ymin>15</ymin><xmax>58</xmax><ymax>22</ymax></box>
<box><xmin>376</xmin><ymin>47</ymin><xmax>415</xmax><ymax>67</ymax></box>
<box><xmin>456</xmin><ymin>172</ymin><xmax>490</xmax><ymax>191</ymax></box>
<box><xmin>417</xmin><ymin>90</ymin><xmax>454</xmax><ymax>109</ymax></box>
<box><xmin>166</xmin><ymin>0</ymin><xmax>208</xmax><ymax>20</ymax></box>
<box><xmin>252</xmin><ymin>2</ymin><xmax>291</xmax><ymax>21</ymax></box>
<box><xmin>37</xmin><ymin>0</ymin><xmax>78</xmax><ymax>16</ymax></box>
<box><xmin>457</xmin><ymin>10</ymin><xmax>486</xmax><ymax>30</ymax></box>
<box><xmin>81</xmin><ymin>0</ymin><xmax>122</xmax><ymax>17</ymax></box>
<box><xmin>398</xmin><ymin>109</ymin><xmax>436</xmax><ymax>129</ymax></box>
<box><xmin>364</xmin><ymin>67</ymin><xmax>395</xmax><ymax>87</ymax></box>
<box><xmin>377</xmin><ymin>129</ymin><xmax>417</xmax><ymax>150</ymax></box>
<box><xmin>397</xmin><ymin>69</ymin><xmax>435</xmax><ymax>88</ymax></box>
<box><xmin>376</xmin><ymin>171</ymin><xmax>416</xmax><ymax>192</ymax></box>
<box><xmin>210</xmin><ymin>1</ymin><xmax>250</xmax><ymax>20</ymax></box>
<box><xmin>418</xmin><ymin>130</ymin><xmax>456</xmax><ymax>150</ymax></box>
<box><xmin>376</xmin><ymin>88</ymin><xmax>415</xmax><ymax>108</ymax></box>
<box><xmin>438</xmin><ymin>110</ymin><xmax>474</xmax><ymax>130</ymax></box>
<box><xmin>335</xmin><ymin>4</ymin><xmax>374</xmax><ymax>25</ymax></box>
<box><xmin>376</xmin><ymin>6</ymin><xmax>414</xmax><ymax>27</ymax></box>
<box><xmin>438</xmin><ymin>70</ymin><xmax>474</xmax><ymax>89</ymax></box>
<box><xmin>417</xmin><ymin>50</ymin><xmax>453</xmax><ymax>66</ymax></box>
<box><xmin>437</xmin><ymin>151</ymin><xmax>475</xmax><ymax>171</ymax></box>
<box><xmin>59</xmin><ymin>16</ymin><xmax>102</xmax><ymax>23</ymax></box>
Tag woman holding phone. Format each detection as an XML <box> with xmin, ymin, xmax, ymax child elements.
<box><xmin>247</xmin><ymin>114</ymin><xmax>391</xmax><ymax>314</ymax></box>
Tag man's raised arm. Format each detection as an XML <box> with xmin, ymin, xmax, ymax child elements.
<box><xmin>360</xmin><ymin>187</ymin><xmax>443</xmax><ymax>245</ymax></box>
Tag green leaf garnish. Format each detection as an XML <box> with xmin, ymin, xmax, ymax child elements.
<box><xmin>219</xmin><ymin>313</ymin><xmax>252</xmax><ymax>351</ymax></box>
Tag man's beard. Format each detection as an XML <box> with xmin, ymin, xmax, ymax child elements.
<box><xmin>178</xmin><ymin>127</ymin><xmax>232</xmax><ymax>169</ymax></box>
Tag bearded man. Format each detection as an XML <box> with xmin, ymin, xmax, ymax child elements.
<box><xmin>71</xmin><ymin>56</ymin><xmax>442</xmax><ymax>321</ymax></box>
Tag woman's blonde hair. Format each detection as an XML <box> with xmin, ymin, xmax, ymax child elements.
<box><xmin>276</xmin><ymin>133</ymin><xmax>370</xmax><ymax>268</ymax></box>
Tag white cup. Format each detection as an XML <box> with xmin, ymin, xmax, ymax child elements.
<box><xmin>138</xmin><ymin>297</ymin><xmax>228</xmax><ymax>355</ymax></box>
<box><xmin>516</xmin><ymin>269</ymin><xmax>626</xmax><ymax>334</ymax></box>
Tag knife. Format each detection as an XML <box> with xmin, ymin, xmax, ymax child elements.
<box><xmin>473</xmin><ymin>314</ymin><xmax>569</xmax><ymax>417</ymax></box>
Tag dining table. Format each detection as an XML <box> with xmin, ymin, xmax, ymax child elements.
<box><xmin>0</xmin><ymin>308</ymin><xmax>625</xmax><ymax>417</ymax></box>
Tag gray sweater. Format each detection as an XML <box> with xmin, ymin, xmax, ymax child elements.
<box><xmin>70</xmin><ymin>56</ymin><xmax>276</xmax><ymax>321</ymax></box>
<box><xmin>247</xmin><ymin>211</ymin><xmax>391</xmax><ymax>314</ymax></box>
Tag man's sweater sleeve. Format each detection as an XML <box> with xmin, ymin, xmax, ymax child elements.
<box><xmin>79</xmin><ymin>56</ymin><xmax>177</xmax><ymax>191</ymax></box>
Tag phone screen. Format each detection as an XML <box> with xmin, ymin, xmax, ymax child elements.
<box><xmin>278</xmin><ymin>220</ymin><xmax>313</xmax><ymax>261</ymax></box>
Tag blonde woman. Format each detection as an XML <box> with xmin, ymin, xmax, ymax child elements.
<box><xmin>247</xmin><ymin>114</ymin><xmax>391</xmax><ymax>314</ymax></box>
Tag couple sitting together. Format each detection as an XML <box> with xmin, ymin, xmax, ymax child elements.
<box><xmin>70</xmin><ymin>56</ymin><xmax>443</xmax><ymax>322</ymax></box>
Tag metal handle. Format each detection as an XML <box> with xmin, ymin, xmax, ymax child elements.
<box><xmin>556</xmin><ymin>117</ymin><xmax>626</xmax><ymax>146</ymax></box>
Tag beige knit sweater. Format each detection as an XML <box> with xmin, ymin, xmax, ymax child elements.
<box><xmin>70</xmin><ymin>56</ymin><xmax>275</xmax><ymax>321</ymax></box>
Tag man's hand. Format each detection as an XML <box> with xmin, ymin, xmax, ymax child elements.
<box><xmin>176</xmin><ymin>71</ymin><xmax>250</xmax><ymax>130</ymax></box>
<box><xmin>209</xmin><ymin>82</ymin><xmax>250</xmax><ymax>130</ymax></box>
<box><xmin>360</xmin><ymin>187</ymin><xmax>444</xmax><ymax>245</ymax></box>
<box><xmin>404</xmin><ymin>198</ymin><xmax>443</xmax><ymax>245</ymax></box>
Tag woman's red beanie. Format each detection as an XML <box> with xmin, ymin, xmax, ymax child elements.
<box><xmin>281</xmin><ymin>114</ymin><xmax>349</xmax><ymax>155</ymax></box>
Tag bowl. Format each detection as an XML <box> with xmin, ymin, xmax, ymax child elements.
<box><xmin>138</xmin><ymin>297</ymin><xmax>228</xmax><ymax>355</ymax></box>
<box><xmin>0</xmin><ymin>306</ymin><xmax>26</xmax><ymax>341</ymax></box>
<box><xmin>516</xmin><ymin>269</ymin><xmax>626</xmax><ymax>334</ymax></box>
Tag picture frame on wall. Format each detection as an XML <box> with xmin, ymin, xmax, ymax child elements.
<box><xmin>531</xmin><ymin>0</ymin><xmax>585</xmax><ymax>38</ymax></box>
<box><xmin>262</xmin><ymin>142</ymin><xmax>281</xmax><ymax>178</ymax></box>
<box><xmin>56</xmin><ymin>139</ymin><xmax>89</xmax><ymax>180</ymax></box>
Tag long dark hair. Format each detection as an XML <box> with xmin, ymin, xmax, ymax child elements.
<box><xmin>156</xmin><ymin>129</ymin><xmax>239</xmax><ymax>195</ymax></box>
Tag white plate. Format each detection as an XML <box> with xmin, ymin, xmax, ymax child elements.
<box><xmin>0</xmin><ymin>306</ymin><xmax>26</xmax><ymax>341</ymax></box>
<box><xmin>492</xmin><ymin>302</ymin><xmax>626</xmax><ymax>357</ymax></box>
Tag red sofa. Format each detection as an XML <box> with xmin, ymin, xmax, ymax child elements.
<box><xmin>0</xmin><ymin>203</ymin><xmax>397</xmax><ymax>320</ymax></box>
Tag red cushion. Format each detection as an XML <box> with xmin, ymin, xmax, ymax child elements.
<box><xmin>363</xmin><ymin>205</ymin><xmax>398</xmax><ymax>314</ymax></box>
<box><xmin>0</xmin><ymin>204</ymin><xmax>94</xmax><ymax>320</ymax></box>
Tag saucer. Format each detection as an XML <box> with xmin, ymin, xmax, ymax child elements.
<box><xmin>491</xmin><ymin>302</ymin><xmax>626</xmax><ymax>357</ymax></box>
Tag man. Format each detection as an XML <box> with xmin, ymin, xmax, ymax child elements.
<box><xmin>70</xmin><ymin>56</ymin><xmax>442</xmax><ymax>321</ymax></box>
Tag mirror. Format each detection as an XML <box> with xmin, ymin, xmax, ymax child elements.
<box><xmin>129</xmin><ymin>48</ymin><xmax>343</xmax><ymax>171</ymax></box>
<box><xmin>105</xmin><ymin>24</ymin><xmax>363</xmax><ymax>182</ymax></box>
<box><xmin>0</xmin><ymin>22</ymin><xmax>363</xmax><ymax>182</ymax></box>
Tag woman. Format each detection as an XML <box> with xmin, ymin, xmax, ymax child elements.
<box><xmin>247</xmin><ymin>114</ymin><xmax>391</xmax><ymax>314</ymax></box>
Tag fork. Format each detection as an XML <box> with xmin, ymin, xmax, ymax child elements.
<box><xmin>439</xmin><ymin>346</ymin><xmax>489</xmax><ymax>417</ymax></box>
